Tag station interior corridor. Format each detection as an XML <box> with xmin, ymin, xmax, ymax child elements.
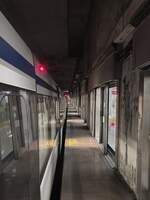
<box><xmin>1</xmin><ymin>1</ymin><xmax>150</xmax><ymax>200</ymax></box>
<box><xmin>61</xmin><ymin>111</ymin><xmax>135</xmax><ymax>200</ymax></box>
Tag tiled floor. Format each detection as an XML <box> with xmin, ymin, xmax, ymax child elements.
<box><xmin>61</xmin><ymin>116</ymin><xmax>135</xmax><ymax>200</ymax></box>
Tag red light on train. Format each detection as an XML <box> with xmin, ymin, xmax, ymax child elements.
<box><xmin>37</xmin><ymin>64</ymin><xmax>47</xmax><ymax>74</ymax></box>
<box><xmin>39</xmin><ymin>66</ymin><xmax>44</xmax><ymax>72</ymax></box>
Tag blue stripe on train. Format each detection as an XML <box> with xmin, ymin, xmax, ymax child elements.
<box><xmin>0</xmin><ymin>37</ymin><xmax>56</xmax><ymax>92</ymax></box>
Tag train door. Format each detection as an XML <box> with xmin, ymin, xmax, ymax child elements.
<box><xmin>140</xmin><ymin>70</ymin><xmax>150</xmax><ymax>200</ymax></box>
<box><xmin>95</xmin><ymin>88</ymin><xmax>101</xmax><ymax>143</ymax></box>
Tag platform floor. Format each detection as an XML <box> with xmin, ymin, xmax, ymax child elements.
<box><xmin>61</xmin><ymin>116</ymin><xmax>134</xmax><ymax>200</ymax></box>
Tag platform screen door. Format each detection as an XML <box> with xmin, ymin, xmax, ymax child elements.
<box><xmin>107</xmin><ymin>86</ymin><xmax>117</xmax><ymax>152</ymax></box>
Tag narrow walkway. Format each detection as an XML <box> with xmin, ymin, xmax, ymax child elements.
<box><xmin>61</xmin><ymin>116</ymin><xmax>134</xmax><ymax>200</ymax></box>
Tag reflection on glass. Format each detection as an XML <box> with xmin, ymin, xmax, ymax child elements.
<box><xmin>0</xmin><ymin>96</ymin><xmax>13</xmax><ymax>160</ymax></box>
<box><xmin>38</xmin><ymin>96</ymin><xmax>51</xmax><ymax>174</ymax></box>
<box><xmin>51</xmin><ymin>99</ymin><xmax>56</xmax><ymax>139</ymax></box>
<box><xmin>108</xmin><ymin>87</ymin><xmax>117</xmax><ymax>152</ymax></box>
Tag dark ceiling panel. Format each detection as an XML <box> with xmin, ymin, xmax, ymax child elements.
<box><xmin>0</xmin><ymin>0</ymin><xmax>68</xmax><ymax>58</ymax></box>
<box><xmin>68</xmin><ymin>0</ymin><xmax>91</xmax><ymax>57</ymax></box>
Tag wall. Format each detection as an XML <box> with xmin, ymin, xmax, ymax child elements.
<box><xmin>81</xmin><ymin>0</ymin><xmax>146</xmax><ymax>90</ymax></box>
<box><xmin>80</xmin><ymin>1</ymin><xmax>150</xmax><ymax>198</ymax></box>
<box><xmin>88</xmin><ymin>53</ymin><xmax>118</xmax><ymax>90</ymax></box>
<box><xmin>134</xmin><ymin>13</ymin><xmax>150</xmax><ymax>68</ymax></box>
<box><xmin>118</xmin><ymin>55</ymin><xmax>140</xmax><ymax>194</ymax></box>
<box><xmin>118</xmin><ymin>12</ymin><xmax>150</xmax><ymax>197</ymax></box>
<box><xmin>86</xmin><ymin>0</ymin><xmax>131</xmax><ymax>69</ymax></box>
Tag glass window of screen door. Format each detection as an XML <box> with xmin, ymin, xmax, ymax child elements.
<box><xmin>0</xmin><ymin>95</ymin><xmax>13</xmax><ymax>160</ymax></box>
<box><xmin>107</xmin><ymin>86</ymin><xmax>117</xmax><ymax>152</ymax></box>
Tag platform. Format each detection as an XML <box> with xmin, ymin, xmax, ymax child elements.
<box><xmin>61</xmin><ymin>115</ymin><xmax>134</xmax><ymax>200</ymax></box>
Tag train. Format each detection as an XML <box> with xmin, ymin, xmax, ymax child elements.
<box><xmin>0</xmin><ymin>11</ymin><xmax>64</xmax><ymax>200</ymax></box>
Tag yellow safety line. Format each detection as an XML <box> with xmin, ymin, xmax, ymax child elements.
<box><xmin>65</xmin><ymin>138</ymin><xmax>78</xmax><ymax>146</ymax></box>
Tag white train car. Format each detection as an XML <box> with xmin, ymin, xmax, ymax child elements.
<box><xmin>0</xmin><ymin>11</ymin><xmax>61</xmax><ymax>200</ymax></box>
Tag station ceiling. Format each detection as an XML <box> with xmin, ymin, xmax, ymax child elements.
<box><xmin>0</xmin><ymin>0</ymin><xmax>91</xmax><ymax>90</ymax></box>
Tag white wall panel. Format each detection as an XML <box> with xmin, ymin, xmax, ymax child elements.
<box><xmin>0</xmin><ymin>59</ymin><xmax>36</xmax><ymax>91</ymax></box>
<box><xmin>37</xmin><ymin>85</ymin><xmax>57</xmax><ymax>97</ymax></box>
<box><xmin>0</xmin><ymin>12</ymin><xmax>33</xmax><ymax>65</ymax></box>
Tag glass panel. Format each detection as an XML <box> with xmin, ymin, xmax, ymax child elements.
<box><xmin>0</xmin><ymin>94</ymin><xmax>31</xmax><ymax>200</ymax></box>
<box><xmin>0</xmin><ymin>95</ymin><xmax>13</xmax><ymax>160</ymax></box>
<box><xmin>0</xmin><ymin>91</ymin><xmax>40</xmax><ymax>200</ymax></box>
<box><xmin>108</xmin><ymin>86</ymin><xmax>117</xmax><ymax>152</ymax></box>
<box><xmin>38</xmin><ymin>96</ymin><xmax>51</xmax><ymax>176</ymax></box>
<box><xmin>19</xmin><ymin>92</ymin><xmax>40</xmax><ymax>200</ymax></box>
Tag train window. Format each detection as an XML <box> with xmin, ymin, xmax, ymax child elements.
<box><xmin>51</xmin><ymin>98</ymin><xmax>56</xmax><ymax>139</ymax></box>
<box><xmin>0</xmin><ymin>95</ymin><xmax>14</xmax><ymax>160</ymax></box>
<box><xmin>9</xmin><ymin>95</ymin><xmax>24</xmax><ymax>159</ymax></box>
<box><xmin>38</xmin><ymin>96</ymin><xmax>51</xmax><ymax>175</ymax></box>
<box><xmin>0</xmin><ymin>90</ymin><xmax>40</xmax><ymax>200</ymax></box>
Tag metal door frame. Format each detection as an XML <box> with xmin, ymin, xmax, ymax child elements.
<box><xmin>100</xmin><ymin>82</ymin><xmax>119</xmax><ymax>161</ymax></box>
<box><xmin>102</xmin><ymin>86</ymin><xmax>109</xmax><ymax>154</ymax></box>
